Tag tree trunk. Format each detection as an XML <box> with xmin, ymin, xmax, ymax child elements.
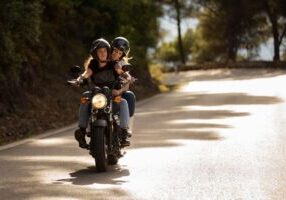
<box><xmin>271</xmin><ymin>13</ymin><xmax>280</xmax><ymax>61</ymax></box>
<box><xmin>174</xmin><ymin>0</ymin><xmax>186</xmax><ymax>66</ymax></box>
<box><xmin>264</xmin><ymin>1</ymin><xmax>280</xmax><ymax>61</ymax></box>
<box><xmin>227</xmin><ymin>48</ymin><xmax>237</xmax><ymax>62</ymax></box>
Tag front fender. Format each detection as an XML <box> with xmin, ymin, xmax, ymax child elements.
<box><xmin>93</xmin><ymin>119</ymin><xmax>107</xmax><ymax>127</ymax></box>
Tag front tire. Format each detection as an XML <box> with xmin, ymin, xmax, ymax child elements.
<box><xmin>92</xmin><ymin>127</ymin><xmax>107</xmax><ymax>172</ymax></box>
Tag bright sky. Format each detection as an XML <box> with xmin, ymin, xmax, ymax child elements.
<box><xmin>159</xmin><ymin>16</ymin><xmax>198</xmax><ymax>43</ymax></box>
<box><xmin>159</xmin><ymin>17</ymin><xmax>273</xmax><ymax>60</ymax></box>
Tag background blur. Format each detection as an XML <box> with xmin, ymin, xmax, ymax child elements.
<box><xmin>0</xmin><ymin>0</ymin><xmax>285</xmax><ymax>145</ymax></box>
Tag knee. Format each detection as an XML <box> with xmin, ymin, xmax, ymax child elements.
<box><xmin>122</xmin><ymin>91</ymin><xmax>136</xmax><ymax>103</ymax></box>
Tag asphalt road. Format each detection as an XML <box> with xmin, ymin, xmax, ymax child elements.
<box><xmin>1</xmin><ymin>68</ymin><xmax>286</xmax><ymax>200</ymax></box>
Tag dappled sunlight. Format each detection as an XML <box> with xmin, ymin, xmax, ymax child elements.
<box><xmin>30</xmin><ymin>137</ymin><xmax>74</xmax><ymax>147</ymax></box>
<box><xmin>132</xmin><ymin>70</ymin><xmax>286</xmax><ymax>152</ymax></box>
<box><xmin>0</xmin><ymin>151</ymin><xmax>132</xmax><ymax>198</ymax></box>
<box><xmin>34</xmin><ymin>169</ymin><xmax>72</xmax><ymax>185</ymax></box>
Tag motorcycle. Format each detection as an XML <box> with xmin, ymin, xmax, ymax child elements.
<box><xmin>67</xmin><ymin>66</ymin><xmax>126</xmax><ymax>172</ymax></box>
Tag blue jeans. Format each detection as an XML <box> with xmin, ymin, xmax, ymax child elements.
<box><xmin>78</xmin><ymin>91</ymin><xmax>92</xmax><ymax>129</ymax></box>
<box><xmin>122</xmin><ymin>91</ymin><xmax>136</xmax><ymax>117</ymax></box>
<box><xmin>119</xmin><ymin>99</ymin><xmax>129</xmax><ymax>129</ymax></box>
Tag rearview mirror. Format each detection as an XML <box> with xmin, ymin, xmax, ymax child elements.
<box><xmin>69</xmin><ymin>65</ymin><xmax>82</xmax><ymax>79</ymax></box>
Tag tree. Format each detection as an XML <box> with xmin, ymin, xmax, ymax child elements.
<box><xmin>156</xmin><ymin>28</ymin><xmax>194</xmax><ymax>63</ymax></box>
<box><xmin>193</xmin><ymin>0</ymin><xmax>267</xmax><ymax>62</ymax></box>
<box><xmin>0</xmin><ymin>0</ymin><xmax>42</xmax><ymax>108</ymax></box>
<box><xmin>158</xmin><ymin>0</ymin><xmax>194</xmax><ymax>65</ymax></box>
<box><xmin>156</xmin><ymin>41</ymin><xmax>180</xmax><ymax>62</ymax></box>
<box><xmin>260</xmin><ymin>0</ymin><xmax>286</xmax><ymax>61</ymax></box>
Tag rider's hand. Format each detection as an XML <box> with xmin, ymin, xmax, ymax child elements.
<box><xmin>68</xmin><ymin>75</ymin><xmax>84</xmax><ymax>87</ymax></box>
<box><xmin>121</xmin><ymin>72</ymin><xmax>131</xmax><ymax>81</ymax></box>
<box><xmin>77</xmin><ymin>75</ymin><xmax>84</xmax><ymax>84</ymax></box>
<box><xmin>112</xmin><ymin>89</ymin><xmax>120</xmax><ymax>96</ymax></box>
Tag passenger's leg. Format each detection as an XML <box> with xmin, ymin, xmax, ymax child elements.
<box><xmin>122</xmin><ymin>91</ymin><xmax>136</xmax><ymax>117</ymax></box>
<box><xmin>122</xmin><ymin>91</ymin><xmax>136</xmax><ymax>135</ymax></box>
<box><xmin>119</xmin><ymin>99</ymin><xmax>131</xmax><ymax>147</ymax></box>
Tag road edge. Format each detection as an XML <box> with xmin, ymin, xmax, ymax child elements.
<box><xmin>0</xmin><ymin>123</ymin><xmax>77</xmax><ymax>151</ymax></box>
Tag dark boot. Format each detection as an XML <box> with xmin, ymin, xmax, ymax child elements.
<box><xmin>127</xmin><ymin>129</ymin><xmax>132</xmax><ymax>138</ymax></box>
<box><xmin>74</xmin><ymin>128</ymin><xmax>89</xmax><ymax>149</ymax></box>
<box><xmin>120</xmin><ymin>128</ymin><xmax>131</xmax><ymax>147</ymax></box>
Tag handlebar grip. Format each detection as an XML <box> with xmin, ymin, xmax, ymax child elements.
<box><xmin>67</xmin><ymin>79</ymin><xmax>79</xmax><ymax>86</ymax></box>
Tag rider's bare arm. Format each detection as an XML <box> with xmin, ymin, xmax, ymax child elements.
<box><xmin>77</xmin><ymin>68</ymin><xmax>93</xmax><ymax>81</ymax></box>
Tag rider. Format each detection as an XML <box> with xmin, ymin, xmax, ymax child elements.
<box><xmin>74</xmin><ymin>38</ymin><xmax>130</xmax><ymax>148</ymax></box>
<box><xmin>110</xmin><ymin>37</ymin><xmax>136</xmax><ymax>138</ymax></box>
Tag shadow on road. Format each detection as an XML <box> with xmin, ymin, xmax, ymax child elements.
<box><xmin>55</xmin><ymin>165</ymin><xmax>130</xmax><ymax>186</ymax></box>
<box><xmin>132</xmin><ymin>108</ymin><xmax>242</xmax><ymax>148</ymax></box>
<box><xmin>132</xmin><ymin>129</ymin><xmax>224</xmax><ymax>148</ymax></box>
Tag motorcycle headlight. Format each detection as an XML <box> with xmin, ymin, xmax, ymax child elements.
<box><xmin>92</xmin><ymin>93</ymin><xmax>107</xmax><ymax>109</ymax></box>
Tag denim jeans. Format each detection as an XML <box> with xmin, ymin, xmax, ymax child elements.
<box><xmin>122</xmin><ymin>91</ymin><xmax>136</xmax><ymax>117</ymax></box>
<box><xmin>119</xmin><ymin>99</ymin><xmax>129</xmax><ymax>129</ymax></box>
<box><xmin>78</xmin><ymin>91</ymin><xmax>92</xmax><ymax>129</ymax></box>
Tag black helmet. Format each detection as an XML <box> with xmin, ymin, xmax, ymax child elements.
<box><xmin>111</xmin><ymin>37</ymin><xmax>130</xmax><ymax>56</ymax></box>
<box><xmin>90</xmin><ymin>38</ymin><xmax>111</xmax><ymax>59</ymax></box>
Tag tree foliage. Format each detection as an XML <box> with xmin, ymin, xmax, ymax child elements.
<box><xmin>192</xmin><ymin>0</ymin><xmax>286</xmax><ymax>62</ymax></box>
<box><xmin>156</xmin><ymin>28</ymin><xmax>194</xmax><ymax>63</ymax></box>
<box><xmin>157</xmin><ymin>0</ymin><xmax>286</xmax><ymax>63</ymax></box>
<box><xmin>258</xmin><ymin>0</ymin><xmax>286</xmax><ymax>61</ymax></box>
<box><xmin>191</xmin><ymin>0</ymin><xmax>268</xmax><ymax>62</ymax></box>
<box><xmin>0</xmin><ymin>0</ymin><xmax>42</xmax><ymax>107</ymax></box>
<box><xmin>157</xmin><ymin>0</ymin><xmax>195</xmax><ymax>65</ymax></box>
<box><xmin>0</xmin><ymin>0</ymin><xmax>161</xmax><ymax>111</ymax></box>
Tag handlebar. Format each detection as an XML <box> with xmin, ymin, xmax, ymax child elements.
<box><xmin>67</xmin><ymin>79</ymin><xmax>80</xmax><ymax>87</ymax></box>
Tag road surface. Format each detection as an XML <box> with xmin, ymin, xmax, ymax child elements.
<box><xmin>1</xmin><ymin>68</ymin><xmax>286</xmax><ymax>200</ymax></box>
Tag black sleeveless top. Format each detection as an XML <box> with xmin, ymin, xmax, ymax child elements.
<box><xmin>88</xmin><ymin>59</ymin><xmax>118</xmax><ymax>88</ymax></box>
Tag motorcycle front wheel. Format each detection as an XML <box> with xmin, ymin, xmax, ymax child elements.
<box><xmin>92</xmin><ymin>127</ymin><xmax>107</xmax><ymax>172</ymax></box>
